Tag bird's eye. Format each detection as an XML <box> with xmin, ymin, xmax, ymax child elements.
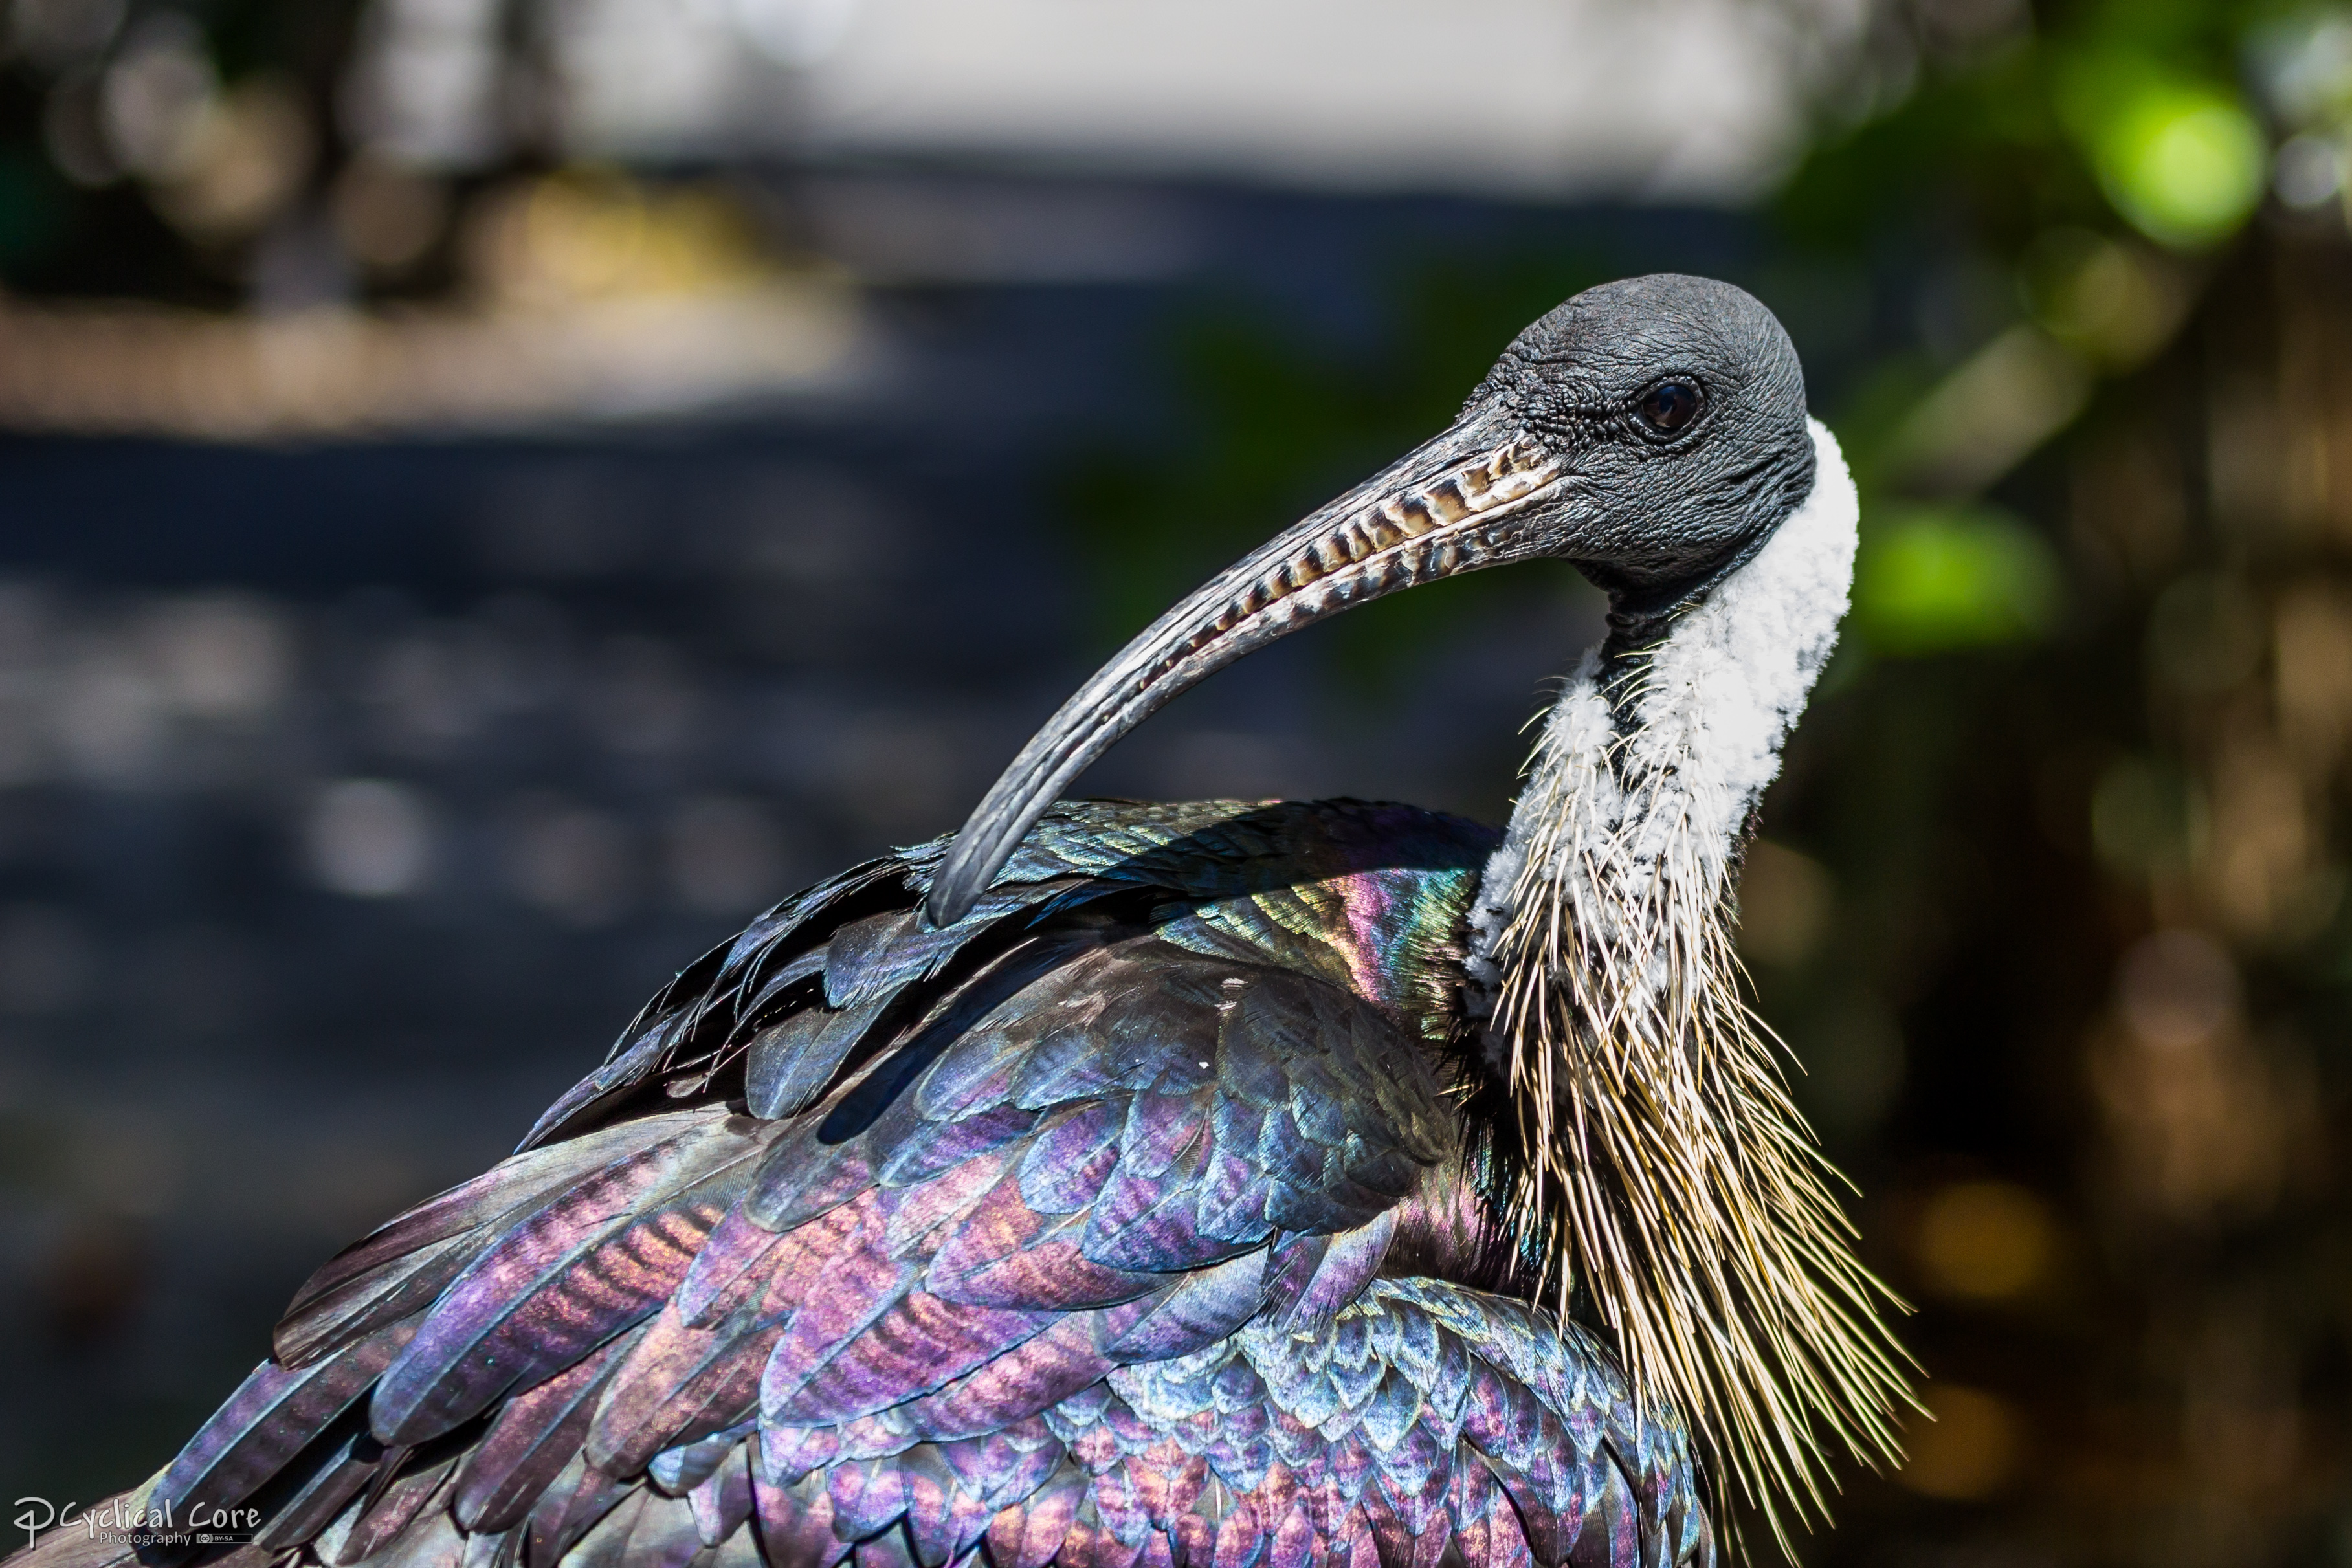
<box><xmin>1636</xmin><ymin>380</ymin><xmax>1703</xmax><ymax>435</ymax></box>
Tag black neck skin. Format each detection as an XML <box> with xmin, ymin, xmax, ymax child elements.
<box><xmin>1585</xmin><ymin>522</ymin><xmax>1775</xmax><ymax>678</ymax></box>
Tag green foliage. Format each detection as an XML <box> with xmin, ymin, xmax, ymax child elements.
<box><xmin>2089</xmin><ymin>752</ymin><xmax>2206</xmax><ymax>878</ymax></box>
<box><xmin>0</xmin><ymin>148</ymin><xmax>69</xmax><ymax>273</ymax></box>
<box><xmin>1852</xmin><ymin>502</ymin><xmax>2063</xmax><ymax>654</ymax></box>
<box><xmin>1783</xmin><ymin>0</ymin><xmax>2287</xmax><ymax>264</ymax></box>
<box><xmin>1777</xmin><ymin>43</ymin><xmax>2083</xmax><ymax>256</ymax></box>
<box><xmin>2059</xmin><ymin>57</ymin><xmax>2268</xmax><ymax>246</ymax></box>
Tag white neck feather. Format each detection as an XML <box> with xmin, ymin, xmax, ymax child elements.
<box><xmin>1454</xmin><ymin>423</ymin><xmax>1907</xmax><ymax>1534</ymax></box>
<box><xmin>1467</xmin><ymin>419</ymin><xmax>1859</xmax><ymax>1032</ymax></box>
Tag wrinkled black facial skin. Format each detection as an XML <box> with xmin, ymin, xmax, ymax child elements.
<box><xmin>1463</xmin><ymin>273</ymin><xmax>1816</xmax><ymax>637</ymax></box>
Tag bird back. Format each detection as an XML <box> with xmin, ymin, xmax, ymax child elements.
<box><xmin>12</xmin><ymin>801</ymin><xmax>1713</xmax><ymax>1568</ymax></box>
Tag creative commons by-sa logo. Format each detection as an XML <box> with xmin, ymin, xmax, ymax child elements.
<box><xmin>14</xmin><ymin>1495</ymin><xmax>260</xmax><ymax>1551</ymax></box>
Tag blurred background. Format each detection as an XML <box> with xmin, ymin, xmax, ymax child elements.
<box><xmin>0</xmin><ymin>0</ymin><xmax>2346</xmax><ymax>1562</ymax></box>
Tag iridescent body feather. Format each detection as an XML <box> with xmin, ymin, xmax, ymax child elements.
<box><xmin>16</xmin><ymin>801</ymin><xmax>1713</xmax><ymax>1568</ymax></box>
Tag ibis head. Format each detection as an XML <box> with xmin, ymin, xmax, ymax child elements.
<box><xmin>926</xmin><ymin>272</ymin><xmax>1819</xmax><ymax>928</ymax></box>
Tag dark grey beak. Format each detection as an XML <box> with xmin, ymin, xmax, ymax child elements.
<box><xmin>925</xmin><ymin>412</ymin><xmax>1564</xmax><ymax>927</ymax></box>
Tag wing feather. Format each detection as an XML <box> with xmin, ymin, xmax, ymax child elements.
<box><xmin>371</xmin><ymin>1114</ymin><xmax>768</xmax><ymax>1444</ymax></box>
<box><xmin>740</xmin><ymin>1136</ymin><xmax>872</xmax><ymax>1235</ymax></box>
<box><xmin>749</xmin><ymin>999</ymin><xmax>891</xmax><ymax>1121</ymax></box>
<box><xmin>251</xmin><ymin>1423</ymin><xmax>383</xmax><ymax>1553</ymax></box>
<box><xmin>524</xmin><ymin>1452</ymin><xmax>630</xmax><ymax>1567</ymax></box>
<box><xmin>749</xmin><ymin>1466</ymin><xmax>849</xmax><ymax>1568</ymax></box>
<box><xmin>350</xmin><ymin>1489</ymin><xmax>465</xmax><ymax>1568</ymax></box>
<box><xmin>687</xmin><ymin>1444</ymin><xmax>757</xmax><ymax>1546</ymax></box>
<box><xmin>584</xmin><ymin>1307</ymin><xmax>779</xmax><ymax>1479</ymax></box>
<box><xmin>452</xmin><ymin>1329</ymin><xmax>642</xmax><ymax>1532</ymax></box>
<box><xmin>338</xmin><ymin>1452</ymin><xmax>460</xmax><ymax>1566</ymax></box>
<box><xmin>153</xmin><ymin>1318</ymin><xmax>416</xmax><ymax>1519</ymax></box>
<box><xmin>281</xmin><ymin>1111</ymin><xmax>746</xmax><ymax>1367</ymax></box>
<box><xmin>95</xmin><ymin>803</ymin><xmax>1723</xmax><ymax>1568</ymax></box>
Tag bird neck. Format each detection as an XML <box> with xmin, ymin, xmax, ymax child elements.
<box><xmin>1466</xmin><ymin>418</ymin><xmax>1857</xmax><ymax>1035</ymax></box>
<box><xmin>1455</xmin><ymin>422</ymin><xmax>1895</xmax><ymax>1546</ymax></box>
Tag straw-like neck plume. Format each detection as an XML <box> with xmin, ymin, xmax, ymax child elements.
<box><xmin>1467</xmin><ymin>421</ymin><xmax>1911</xmax><ymax>1552</ymax></box>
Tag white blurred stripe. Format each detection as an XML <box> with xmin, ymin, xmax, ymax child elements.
<box><xmin>790</xmin><ymin>0</ymin><xmax>1808</xmax><ymax>199</ymax></box>
<box><xmin>509</xmin><ymin>0</ymin><xmax>1832</xmax><ymax>199</ymax></box>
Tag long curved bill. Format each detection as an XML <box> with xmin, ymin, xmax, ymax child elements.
<box><xmin>925</xmin><ymin>414</ymin><xmax>1565</xmax><ymax>927</ymax></box>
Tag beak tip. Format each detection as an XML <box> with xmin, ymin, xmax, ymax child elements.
<box><xmin>922</xmin><ymin>874</ymin><xmax>974</xmax><ymax>931</ymax></box>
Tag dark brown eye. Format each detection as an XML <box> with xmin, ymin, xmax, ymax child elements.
<box><xmin>1636</xmin><ymin>379</ymin><xmax>1702</xmax><ymax>434</ymax></box>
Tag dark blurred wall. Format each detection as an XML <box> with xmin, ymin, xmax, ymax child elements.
<box><xmin>6</xmin><ymin>4</ymin><xmax>2352</xmax><ymax>1567</ymax></box>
